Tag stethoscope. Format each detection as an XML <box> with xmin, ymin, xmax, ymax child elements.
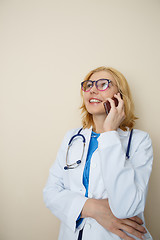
<box><xmin>64</xmin><ymin>128</ymin><xmax>133</xmax><ymax>170</ymax></box>
<box><xmin>64</xmin><ymin>128</ymin><xmax>85</xmax><ymax>170</ymax></box>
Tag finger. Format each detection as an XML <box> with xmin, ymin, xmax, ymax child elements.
<box><xmin>114</xmin><ymin>229</ymin><xmax>135</xmax><ymax>240</ymax></box>
<box><xmin>108</xmin><ymin>98</ymin><xmax>117</xmax><ymax>109</ymax></box>
<box><xmin>114</xmin><ymin>92</ymin><xmax>121</xmax><ymax>99</ymax></box>
<box><xmin>121</xmin><ymin>219</ymin><xmax>147</xmax><ymax>233</ymax></box>
<box><xmin>114</xmin><ymin>93</ymin><xmax>124</xmax><ymax>109</ymax></box>
<box><xmin>104</xmin><ymin>98</ymin><xmax>116</xmax><ymax>111</ymax></box>
<box><xmin>128</xmin><ymin>216</ymin><xmax>143</xmax><ymax>225</ymax></box>
<box><xmin>114</xmin><ymin>92</ymin><xmax>123</xmax><ymax>103</ymax></box>
<box><xmin>120</xmin><ymin>224</ymin><xmax>145</xmax><ymax>239</ymax></box>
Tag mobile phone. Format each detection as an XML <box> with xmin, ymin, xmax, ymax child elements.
<box><xmin>103</xmin><ymin>97</ymin><xmax>119</xmax><ymax>115</ymax></box>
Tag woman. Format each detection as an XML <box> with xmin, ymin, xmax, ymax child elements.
<box><xmin>43</xmin><ymin>66</ymin><xmax>153</xmax><ymax>240</ymax></box>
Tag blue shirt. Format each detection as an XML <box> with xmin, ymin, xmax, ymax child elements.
<box><xmin>76</xmin><ymin>131</ymin><xmax>100</xmax><ymax>228</ymax></box>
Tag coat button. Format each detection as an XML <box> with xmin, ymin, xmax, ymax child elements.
<box><xmin>85</xmin><ymin>223</ymin><xmax>91</xmax><ymax>230</ymax></box>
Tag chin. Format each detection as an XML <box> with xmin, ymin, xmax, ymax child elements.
<box><xmin>85</xmin><ymin>104</ymin><xmax>105</xmax><ymax>115</ymax></box>
<box><xmin>87</xmin><ymin>109</ymin><xmax>105</xmax><ymax>115</ymax></box>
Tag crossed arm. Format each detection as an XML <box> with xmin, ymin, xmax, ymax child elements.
<box><xmin>81</xmin><ymin>198</ymin><xmax>147</xmax><ymax>240</ymax></box>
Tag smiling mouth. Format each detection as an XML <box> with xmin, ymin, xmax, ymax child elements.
<box><xmin>89</xmin><ymin>99</ymin><xmax>102</xmax><ymax>103</ymax></box>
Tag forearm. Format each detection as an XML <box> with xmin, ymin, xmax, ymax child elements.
<box><xmin>81</xmin><ymin>198</ymin><xmax>109</xmax><ymax>220</ymax></box>
<box><xmin>81</xmin><ymin>198</ymin><xmax>146</xmax><ymax>240</ymax></box>
<box><xmin>81</xmin><ymin>198</ymin><xmax>98</xmax><ymax>219</ymax></box>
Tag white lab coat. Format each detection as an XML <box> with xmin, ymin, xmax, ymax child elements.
<box><xmin>43</xmin><ymin>127</ymin><xmax>153</xmax><ymax>240</ymax></box>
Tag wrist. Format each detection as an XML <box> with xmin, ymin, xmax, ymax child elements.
<box><xmin>103</xmin><ymin>124</ymin><xmax>117</xmax><ymax>132</ymax></box>
<box><xmin>104</xmin><ymin>128</ymin><xmax>117</xmax><ymax>132</ymax></box>
<box><xmin>81</xmin><ymin>198</ymin><xmax>97</xmax><ymax>219</ymax></box>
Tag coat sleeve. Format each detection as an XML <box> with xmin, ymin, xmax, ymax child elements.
<box><xmin>43</xmin><ymin>131</ymin><xmax>88</xmax><ymax>232</ymax></box>
<box><xmin>97</xmin><ymin>130</ymin><xmax>153</xmax><ymax>219</ymax></box>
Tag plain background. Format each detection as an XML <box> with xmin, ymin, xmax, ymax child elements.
<box><xmin>1</xmin><ymin>0</ymin><xmax>160</xmax><ymax>239</ymax></box>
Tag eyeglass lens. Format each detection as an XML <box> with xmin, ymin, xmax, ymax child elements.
<box><xmin>81</xmin><ymin>79</ymin><xmax>110</xmax><ymax>92</ymax></box>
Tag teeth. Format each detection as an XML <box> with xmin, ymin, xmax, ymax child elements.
<box><xmin>90</xmin><ymin>99</ymin><xmax>101</xmax><ymax>103</ymax></box>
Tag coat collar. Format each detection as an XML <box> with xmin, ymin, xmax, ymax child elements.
<box><xmin>81</xmin><ymin>126</ymin><xmax>129</xmax><ymax>137</ymax></box>
<box><xmin>117</xmin><ymin>127</ymin><xmax>129</xmax><ymax>136</ymax></box>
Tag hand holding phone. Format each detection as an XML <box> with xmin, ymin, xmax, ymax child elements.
<box><xmin>103</xmin><ymin>93</ymin><xmax>125</xmax><ymax>132</ymax></box>
<box><xmin>103</xmin><ymin>97</ymin><xmax>119</xmax><ymax>115</ymax></box>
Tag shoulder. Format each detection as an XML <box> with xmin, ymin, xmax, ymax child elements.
<box><xmin>132</xmin><ymin>129</ymin><xmax>152</xmax><ymax>144</ymax></box>
<box><xmin>56</xmin><ymin>127</ymin><xmax>83</xmax><ymax>154</ymax></box>
<box><xmin>130</xmin><ymin>129</ymin><xmax>153</xmax><ymax>160</ymax></box>
<box><xmin>62</xmin><ymin>126</ymin><xmax>83</xmax><ymax>144</ymax></box>
<box><xmin>65</xmin><ymin>126</ymin><xmax>83</xmax><ymax>137</ymax></box>
<box><xmin>118</xmin><ymin>128</ymin><xmax>151</xmax><ymax>144</ymax></box>
<box><xmin>119</xmin><ymin>128</ymin><xmax>152</xmax><ymax>152</ymax></box>
<box><xmin>132</xmin><ymin>128</ymin><xmax>148</xmax><ymax>136</ymax></box>
<box><xmin>119</xmin><ymin>128</ymin><xmax>151</xmax><ymax>141</ymax></box>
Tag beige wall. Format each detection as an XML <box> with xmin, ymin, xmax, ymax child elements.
<box><xmin>1</xmin><ymin>0</ymin><xmax>160</xmax><ymax>239</ymax></box>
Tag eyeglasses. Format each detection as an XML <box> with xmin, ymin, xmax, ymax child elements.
<box><xmin>81</xmin><ymin>79</ymin><xmax>111</xmax><ymax>92</ymax></box>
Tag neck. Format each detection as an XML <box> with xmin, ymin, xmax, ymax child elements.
<box><xmin>92</xmin><ymin>114</ymin><xmax>106</xmax><ymax>133</ymax></box>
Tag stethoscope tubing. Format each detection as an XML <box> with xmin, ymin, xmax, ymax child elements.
<box><xmin>64</xmin><ymin>128</ymin><xmax>133</xmax><ymax>170</ymax></box>
<box><xmin>64</xmin><ymin>128</ymin><xmax>85</xmax><ymax>170</ymax></box>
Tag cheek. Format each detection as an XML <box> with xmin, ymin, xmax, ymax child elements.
<box><xmin>83</xmin><ymin>94</ymin><xmax>89</xmax><ymax>103</ymax></box>
<box><xmin>101</xmin><ymin>89</ymin><xmax>117</xmax><ymax>99</ymax></box>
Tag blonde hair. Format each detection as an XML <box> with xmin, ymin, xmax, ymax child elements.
<box><xmin>80</xmin><ymin>66</ymin><xmax>138</xmax><ymax>131</ymax></box>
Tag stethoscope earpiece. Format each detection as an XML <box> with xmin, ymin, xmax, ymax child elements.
<box><xmin>64</xmin><ymin>160</ymin><xmax>82</xmax><ymax>170</ymax></box>
<box><xmin>76</xmin><ymin>160</ymin><xmax>81</xmax><ymax>164</ymax></box>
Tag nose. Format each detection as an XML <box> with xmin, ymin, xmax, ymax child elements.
<box><xmin>90</xmin><ymin>81</ymin><xmax>98</xmax><ymax>93</ymax></box>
